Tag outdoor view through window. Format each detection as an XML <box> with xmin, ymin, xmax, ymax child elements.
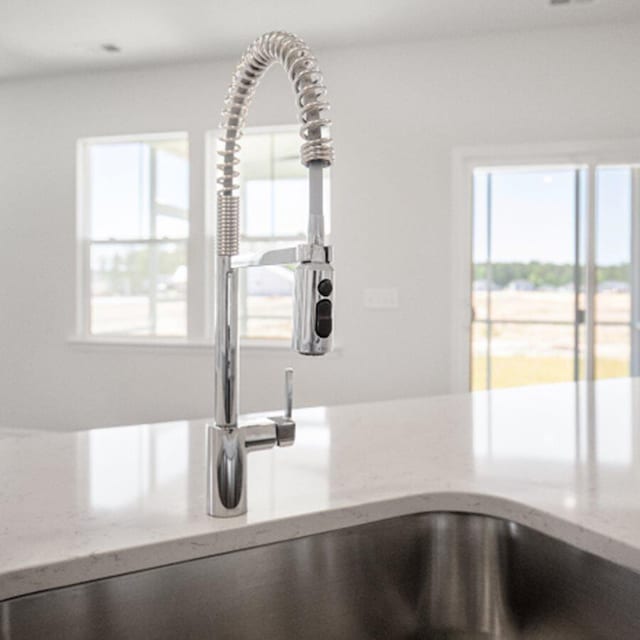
<box><xmin>81</xmin><ymin>134</ymin><xmax>189</xmax><ymax>337</ymax></box>
<box><xmin>233</xmin><ymin>128</ymin><xmax>330</xmax><ymax>340</ymax></box>
<box><xmin>472</xmin><ymin>166</ymin><xmax>634</xmax><ymax>390</ymax></box>
<box><xmin>79</xmin><ymin>128</ymin><xmax>329</xmax><ymax>342</ymax></box>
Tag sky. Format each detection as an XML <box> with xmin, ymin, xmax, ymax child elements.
<box><xmin>90</xmin><ymin>140</ymin><xmax>632</xmax><ymax>268</ymax></box>
<box><xmin>88</xmin><ymin>133</ymin><xmax>325</xmax><ymax>243</ymax></box>
<box><xmin>473</xmin><ymin>167</ymin><xmax>631</xmax><ymax>267</ymax></box>
<box><xmin>89</xmin><ymin>141</ymin><xmax>189</xmax><ymax>241</ymax></box>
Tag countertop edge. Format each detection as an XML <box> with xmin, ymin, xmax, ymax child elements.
<box><xmin>3</xmin><ymin>490</ymin><xmax>639</xmax><ymax>601</ymax></box>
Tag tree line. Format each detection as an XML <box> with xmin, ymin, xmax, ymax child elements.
<box><xmin>474</xmin><ymin>262</ymin><xmax>630</xmax><ymax>288</ymax></box>
<box><xmin>97</xmin><ymin>246</ymin><xmax>185</xmax><ymax>295</ymax></box>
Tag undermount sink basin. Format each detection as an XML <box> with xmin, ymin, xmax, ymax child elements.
<box><xmin>3</xmin><ymin>512</ymin><xmax>640</xmax><ymax>639</ymax></box>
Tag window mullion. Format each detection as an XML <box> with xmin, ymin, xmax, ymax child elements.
<box><xmin>585</xmin><ymin>163</ymin><xmax>597</xmax><ymax>381</ymax></box>
<box><xmin>211</xmin><ymin>125</ymin><xmax>314</xmax><ymax>342</ymax></box>
<box><xmin>573</xmin><ymin>168</ymin><xmax>581</xmax><ymax>382</ymax></box>
<box><xmin>149</xmin><ymin>146</ymin><xmax>158</xmax><ymax>335</ymax></box>
<box><xmin>631</xmin><ymin>167</ymin><xmax>640</xmax><ymax>376</ymax></box>
<box><xmin>80</xmin><ymin>133</ymin><xmax>189</xmax><ymax>340</ymax></box>
<box><xmin>486</xmin><ymin>172</ymin><xmax>493</xmax><ymax>391</ymax></box>
<box><xmin>83</xmin><ymin>239</ymin><xmax>92</xmax><ymax>336</ymax></box>
<box><xmin>79</xmin><ymin>141</ymin><xmax>91</xmax><ymax>338</ymax></box>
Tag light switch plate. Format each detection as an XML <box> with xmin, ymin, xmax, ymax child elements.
<box><xmin>363</xmin><ymin>288</ymin><xmax>399</xmax><ymax>309</ymax></box>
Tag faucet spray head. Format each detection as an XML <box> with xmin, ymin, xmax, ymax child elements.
<box><xmin>293</xmin><ymin>259</ymin><xmax>333</xmax><ymax>356</ymax></box>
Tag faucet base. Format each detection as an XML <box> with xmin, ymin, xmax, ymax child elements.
<box><xmin>206</xmin><ymin>413</ymin><xmax>296</xmax><ymax>517</ymax></box>
<box><xmin>206</xmin><ymin>425</ymin><xmax>247</xmax><ymax>517</ymax></box>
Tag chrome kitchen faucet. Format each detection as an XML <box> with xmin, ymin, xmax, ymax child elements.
<box><xmin>207</xmin><ymin>32</ymin><xmax>334</xmax><ymax>517</ymax></box>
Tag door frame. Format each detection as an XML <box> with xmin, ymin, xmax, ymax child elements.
<box><xmin>451</xmin><ymin>138</ymin><xmax>640</xmax><ymax>392</ymax></box>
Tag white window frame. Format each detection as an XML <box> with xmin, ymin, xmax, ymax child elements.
<box><xmin>451</xmin><ymin>138</ymin><xmax>640</xmax><ymax>392</ymax></box>
<box><xmin>206</xmin><ymin>124</ymin><xmax>327</xmax><ymax>345</ymax></box>
<box><xmin>75</xmin><ymin>131</ymin><xmax>193</xmax><ymax>344</ymax></box>
<box><xmin>73</xmin><ymin>125</ymin><xmax>331</xmax><ymax>353</ymax></box>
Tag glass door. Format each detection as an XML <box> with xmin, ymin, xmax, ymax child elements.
<box><xmin>471</xmin><ymin>163</ymin><xmax>640</xmax><ymax>390</ymax></box>
<box><xmin>471</xmin><ymin>167</ymin><xmax>585</xmax><ymax>390</ymax></box>
<box><xmin>595</xmin><ymin>166</ymin><xmax>637</xmax><ymax>380</ymax></box>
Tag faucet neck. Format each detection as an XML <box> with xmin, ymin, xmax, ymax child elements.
<box><xmin>214</xmin><ymin>256</ymin><xmax>238</xmax><ymax>428</ymax></box>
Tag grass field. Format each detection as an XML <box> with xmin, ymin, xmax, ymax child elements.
<box><xmin>91</xmin><ymin>289</ymin><xmax>632</xmax><ymax>391</ymax></box>
<box><xmin>472</xmin><ymin>290</ymin><xmax>631</xmax><ymax>390</ymax></box>
<box><xmin>472</xmin><ymin>356</ymin><xmax>628</xmax><ymax>390</ymax></box>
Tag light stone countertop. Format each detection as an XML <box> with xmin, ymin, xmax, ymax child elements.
<box><xmin>2</xmin><ymin>378</ymin><xmax>640</xmax><ymax>600</ymax></box>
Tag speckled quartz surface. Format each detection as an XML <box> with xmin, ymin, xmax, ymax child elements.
<box><xmin>3</xmin><ymin>378</ymin><xmax>640</xmax><ymax>600</ymax></box>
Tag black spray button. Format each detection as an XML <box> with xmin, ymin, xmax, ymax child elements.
<box><xmin>315</xmin><ymin>299</ymin><xmax>332</xmax><ymax>338</ymax></box>
<box><xmin>317</xmin><ymin>279</ymin><xmax>333</xmax><ymax>297</ymax></box>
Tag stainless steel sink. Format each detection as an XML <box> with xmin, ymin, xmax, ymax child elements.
<box><xmin>2</xmin><ymin>512</ymin><xmax>640</xmax><ymax>639</ymax></box>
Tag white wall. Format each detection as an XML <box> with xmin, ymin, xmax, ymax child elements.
<box><xmin>2</xmin><ymin>23</ymin><xmax>640</xmax><ymax>430</ymax></box>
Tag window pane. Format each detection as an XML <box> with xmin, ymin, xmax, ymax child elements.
<box><xmin>155</xmin><ymin>144</ymin><xmax>189</xmax><ymax>211</ymax></box>
<box><xmin>90</xmin><ymin>242</ymin><xmax>187</xmax><ymax>337</ymax></box>
<box><xmin>241</xmin><ymin>134</ymin><xmax>272</xmax><ymax>180</ymax></box>
<box><xmin>241</xmin><ymin>133</ymin><xmax>274</xmax><ymax>237</ymax></box>
<box><xmin>88</xmin><ymin>136</ymin><xmax>188</xmax><ymax>240</ymax></box>
<box><xmin>489</xmin><ymin>169</ymin><xmax>577</xmax><ymax>322</ymax></box>
<box><xmin>224</xmin><ymin>127</ymin><xmax>331</xmax><ymax>340</ymax></box>
<box><xmin>596</xmin><ymin>167</ymin><xmax>631</xmax><ymax>324</ymax></box>
<box><xmin>471</xmin><ymin>163</ymin><xmax>636</xmax><ymax>390</ymax></box>
<box><xmin>273</xmin><ymin>179</ymin><xmax>307</xmax><ymax>236</ymax></box>
<box><xmin>472</xmin><ymin>172</ymin><xmax>489</xmax><ymax>321</ymax></box>
<box><xmin>243</xmin><ymin>177</ymin><xmax>308</xmax><ymax>238</ymax></box>
<box><xmin>273</xmin><ymin>132</ymin><xmax>306</xmax><ymax>180</ymax></box>
<box><xmin>490</xmin><ymin>289</ymin><xmax>575</xmax><ymax>322</ymax></box>
<box><xmin>594</xmin><ymin>167</ymin><xmax>631</xmax><ymax>380</ymax></box>
<box><xmin>578</xmin><ymin>322</ymin><xmax>587</xmax><ymax>380</ymax></box>
<box><xmin>89</xmin><ymin>143</ymin><xmax>148</xmax><ymax>240</ymax></box>
<box><xmin>244</xmin><ymin>180</ymin><xmax>273</xmax><ymax>237</ymax></box>
<box><xmin>273</xmin><ymin>132</ymin><xmax>308</xmax><ymax>237</ymax></box>
<box><xmin>595</xmin><ymin>324</ymin><xmax>630</xmax><ymax>379</ymax></box>
<box><xmin>245</xmin><ymin>317</ymin><xmax>292</xmax><ymax>340</ymax></box>
<box><xmin>238</xmin><ymin>239</ymin><xmax>294</xmax><ymax>340</ymax></box>
<box><xmin>489</xmin><ymin>322</ymin><xmax>574</xmax><ymax>388</ymax></box>
<box><xmin>272</xmin><ymin>132</ymin><xmax>331</xmax><ymax>236</ymax></box>
<box><xmin>240</xmin><ymin>130</ymin><xmax>309</xmax><ymax>239</ymax></box>
<box><xmin>238</xmin><ymin>129</ymin><xmax>331</xmax><ymax>241</ymax></box>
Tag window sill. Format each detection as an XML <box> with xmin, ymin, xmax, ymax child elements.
<box><xmin>68</xmin><ymin>336</ymin><xmax>342</xmax><ymax>356</ymax></box>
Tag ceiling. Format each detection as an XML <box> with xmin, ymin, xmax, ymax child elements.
<box><xmin>2</xmin><ymin>0</ymin><xmax>640</xmax><ymax>80</ymax></box>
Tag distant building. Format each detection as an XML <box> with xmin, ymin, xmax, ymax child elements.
<box><xmin>247</xmin><ymin>265</ymin><xmax>294</xmax><ymax>296</ymax></box>
<box><xmin>507</xmin><ymin>279</ymin><xmax>535</xmax><ymax>291</ymax></box>
<box><xmin>169</xmin><ymin>265</ymin><xmax>188</xmax><ymax>293</ymax></box>
<box><xmin>473</xmin><ymin>279</ymin><xmax>500</xmax><ymax>292</ymax></box>
<box><xmin>598</xmin><ymin>280</ymin><xmax>630</xmax><ymax>293</ymax></box>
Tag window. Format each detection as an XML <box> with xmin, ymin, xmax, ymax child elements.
<box><xmin>78</xmin><ymin>133</ymin><xmax>189</xmax><ymax>338</ymax></box>
<box><xmin>211</xmin><ymin>126</ymin><xmax>331</xmax><ymax>341</ymax></box>
<box><xmin>595</xmin><ymin>167</ymin><xmax>632</xmax><ymax>379</ymax></box>
<box><xmin>472</xmin><ymin>168</ymin><xmax>583</xmax><ymax>390</ymax></box>
<box><xmin>77</xmin><ymin>126</ymin><xmax>328</xmax><ymax>346</ymax></box>
<box><xmin>470</xmin><ymin>162</ymin><xmax>640</xmax><ymax>391</ymax></box>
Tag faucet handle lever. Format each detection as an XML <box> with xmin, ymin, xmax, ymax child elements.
<box><xmin>284</xmin><ymin>368</ymin><xmax>293</xmax><ymax>419</ymax></box>
<box><xmin>268</xmin><ymin>368</ymin><xmax>295</xmax><ymax>447</ymax></box>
